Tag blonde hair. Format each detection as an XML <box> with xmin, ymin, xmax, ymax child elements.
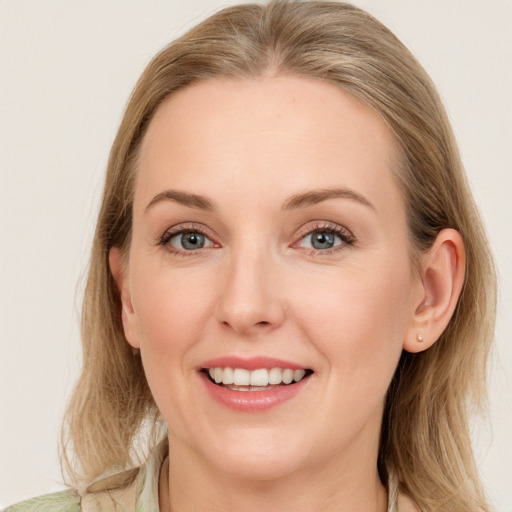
<box><xmin>62</xmin><ymin>2</ymin><xmax>497</xmax><ymax>510</ymax></box>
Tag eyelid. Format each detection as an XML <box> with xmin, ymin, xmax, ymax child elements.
<box><xmin>157</xmin><ymin>222</ymin><xmax>219</xmax><ymax>253</ymax></box>
<box><xmin>292</xmin><ymin>221</ymin><xmax>355</xmax><ymax>253</ymax></box>
<box><xmin>156</xmin><ymin>220</ymin><xmax>354</xmax><ymax>256</ymax></box>
<box><xmin>295</xmin><ymin>221</ymin><xmax>354</xmax><ymax>240</ymax></box>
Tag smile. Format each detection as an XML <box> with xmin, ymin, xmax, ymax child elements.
<box><xmin>198</xmin><ymin>356</ymin><xmax>314</xmax><ymax>411</ymax></box>
<box><xmin>205</xmin><ymin>367</ymin><xmax>313</xmax><ymax>391</ymax></box>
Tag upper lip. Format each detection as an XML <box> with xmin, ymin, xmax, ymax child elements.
<box><xmin>199</xmin><ymin>356</ymin><xmax>310</xmax><ymax>371</ymax></box>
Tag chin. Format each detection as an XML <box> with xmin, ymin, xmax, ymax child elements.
<box><xmin>201</xmin><ymin>429</ymin><xmax>311</xmax><ymax>481</ymax></box>
<box><xmin>216</xmin><ymin>453</ymin><xmax>305</xmax><ymax>482</ymax></box>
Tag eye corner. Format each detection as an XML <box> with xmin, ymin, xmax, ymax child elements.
<box><xmin>292</xmin><ymin>221</ymin><xmax>355</xmax><ymax>254</ymax></box>
<box><xmin>156</xmin><ymin>222</ymin><xmax>220</xmax><ymax>255</ymax></box>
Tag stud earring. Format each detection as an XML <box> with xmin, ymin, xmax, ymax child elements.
<box><xmin>417</xmin><ymin>334</ymin><xmax>424</xmax><ymax>343</ymax></box>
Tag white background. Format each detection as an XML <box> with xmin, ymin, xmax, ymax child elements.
<box><xmin>1</xmin><ymin>0</ymin><xmax>511</xmax><ymax>509</ymax></box>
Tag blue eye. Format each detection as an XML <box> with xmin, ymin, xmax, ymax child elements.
<box><xmin>168</xmin><ymin>231</ymin><xmax>213</xmax><ymax>251</ymax></box>
<box><xmin>294</xmin><ymin>221</ymin><xmax>355</xmax><ymax>254</ymax></box>
<box><xmin>301</xmin><ymin>230</ymin><xmax>343</xmax><ymax>250</ymax></box>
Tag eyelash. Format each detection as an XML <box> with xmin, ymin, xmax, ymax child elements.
<box><xmin>157</xmin><ymin>221</ymin><xmax>355</xmax><ymax>256</ymax></box>
<box><xmin>158</xmin><ymin>223</ymin><xmax>215</xmax><ymax>257</ymax></box>
<box><xmin>294</xmin><ymin>222</ymin><xmax>355</xmax><ymax>255</ymax></box>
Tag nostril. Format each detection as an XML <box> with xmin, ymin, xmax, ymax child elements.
<box><xmin>221</xmin><ymin>320</ymin><xmax>271</xmax><ymax>329</ymax></box>
<box><xmin>217</xmin><ymin>302</ymin><xmax>284</xmax><ymax>335</ymax></box>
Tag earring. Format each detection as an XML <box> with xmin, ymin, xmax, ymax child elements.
<box><xmin>416</xmin><ymin>334</ymin><xmax>424</xmax><ymax>343</ymax></box>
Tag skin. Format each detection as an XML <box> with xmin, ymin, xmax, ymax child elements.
<box><xmin>110</xmin><ymin>76</ymin><xmax>465</xmax><ymax>512</ymax></box>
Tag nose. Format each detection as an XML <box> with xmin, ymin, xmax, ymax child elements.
<box><xmin>215</xmin><ymin>247</ymin><xmax>286</xmax><ymax>337</ymax></box>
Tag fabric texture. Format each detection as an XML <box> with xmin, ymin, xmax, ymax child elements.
<box><xmin>3</xmin><ymin>439</ymin><xmax>398</xmax><ymax>511</ymax></box>
<box><xmin>2</xmin><ymin>440</ymin><xmax>166</xmax><ymax>512</ymax></box>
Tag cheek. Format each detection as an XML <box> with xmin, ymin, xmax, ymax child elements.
<box><xmin>128</xmin><ymin>266</ymin><xmax>214</xmax><ymax>423</ymax></box>
<box><xmin>295</xmin><ymin>262</ymin><xmax>412</xmax><ymax>390</ymax></box>
<box><xmin>131</xmin><ymin>266</ymin><xmax>209</xmax><ymax>347</ymax></box>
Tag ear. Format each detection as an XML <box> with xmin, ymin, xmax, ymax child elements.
<box><xmin>109</xmin><ymin>247</ymin><xmax>140</xmax><ymax>350</ymax></box>
<box><xmin>403</xmin><ymin>229</ymin><xmax>466</xmax><ymax>353</ymax></box>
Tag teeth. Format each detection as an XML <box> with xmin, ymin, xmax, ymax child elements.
<box><xmin>282</xmin><ymin>369</ymin><xmax>294</xmax><ymax>384</ymax></box>
<box><xmin>268</xmin><ymin>367</ymin><xmax>282</xmax><ymax>385</ymax></box>
<box><xmin>294</xmin><ymin>369</ymin><xmax>306</xmax><ymax>382</ymax></box>
<box><xmin>250</xmin><ymin>368</ymin><xmax>268</xmax><ymax>386</ymax></box>
<box><xmin>233</xmin><ymin>368</ymin><xmax>250</xmax><ymax>386</ymax></box>
<box><xmin>222</xmin><ymin>367</ymin><xmax>234</xmax><ymax>385</ymax></box>
<box><xmin>206</xmin><ymin>367</ymin><xmax>309</xmax><ymax>387</ymax></box>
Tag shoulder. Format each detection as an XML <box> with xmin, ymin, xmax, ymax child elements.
<box><xmin>2</xmin><ymin>490</ymin><xmax>81</xmax><ymax>512</ymax></box>
<box><xmin>80</xmin><ymin>437</ymin><xmax>167</xmax><ymax>511</ymax></box>
<box><xmin>3</xmin><ymin>439</ymin><xmax>167</xmax><ymax>512</ymax></box>
<box><xmin>2</xmin><ymin>473</ymin><xmax>138</xmax><ymax>512</ymax></box>
<box><xmin>81</xmin><ymin>468</ymin><xmax>138</xmax><ymax>511</ymax></box>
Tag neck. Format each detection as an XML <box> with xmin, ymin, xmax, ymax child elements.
<box><xmin>160</xmin><ymin>435</ymin><xmax>388</xmax><ymax>512</ymax></box>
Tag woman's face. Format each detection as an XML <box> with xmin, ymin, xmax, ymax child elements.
<box><xmin>118</xmin><ymin>76</ymin><xmax>423</xmax><ymax>479</ymax></box>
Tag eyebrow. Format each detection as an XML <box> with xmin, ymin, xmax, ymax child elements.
<box><xmin>282</xmin><ymin>188</ymin><xmax>375</xmax><ymax>211</ymax></box>
<box><xmin>145</xmin><ymin>186</ymin><xmax>374</xmax><ymax>214</ymax></box>
<box><xmin>145</xmin><ymin>190</ymin><xmax>215</xmax><ymax>212</ymax></box>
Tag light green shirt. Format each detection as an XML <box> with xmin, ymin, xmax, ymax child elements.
<box><xmin>3</xmin><ymin>439</ymin><xmax>167</xmax><ymax>512</ymax></box>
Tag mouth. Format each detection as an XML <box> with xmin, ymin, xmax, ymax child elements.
<box><xmin>201</xmin><ymin>367</ymin><xmax>314</xmax><ymax>392</ymax></box>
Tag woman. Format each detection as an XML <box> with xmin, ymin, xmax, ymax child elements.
<box><xmin>4</xmin><ymin>1</ymin><xmax>496</xmax><ymax>511</ymax></box>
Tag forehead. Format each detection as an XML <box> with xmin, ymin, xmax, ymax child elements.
<box><xmin>135</xmin><ymin>75</ymin><xmax>402</xmax><ymax>218</ymax></box>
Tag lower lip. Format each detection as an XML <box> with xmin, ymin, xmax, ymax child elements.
<box><xmin>200</xmin><ymin>372</ymin><xmax>311</xmax><ymax>412</ymax></box>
